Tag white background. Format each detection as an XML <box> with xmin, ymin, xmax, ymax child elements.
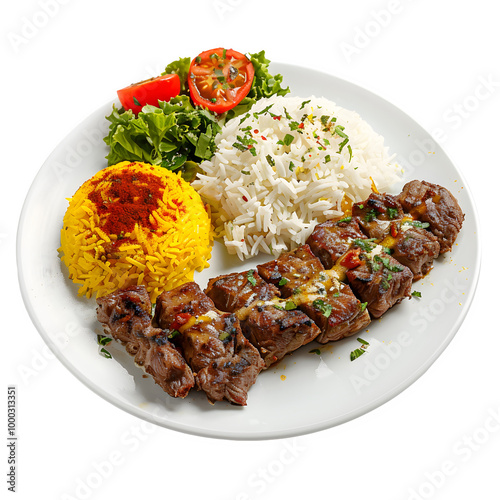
<box><xmin>2</xmin><ymin>1</ymin><xmax>498</xmax><ymax>499</ymax></box>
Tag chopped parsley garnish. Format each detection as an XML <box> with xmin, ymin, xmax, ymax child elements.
<box><xmin>353</xmin><ymin>238</ymin><xmax>377</xmax><ymax>252</ymax></box>
<box><xmin>408</xmin><ymin>220</ymin><xmax>430</xmax><ymax>229</ymax></box>
<box><xmin>132</xmin><ymin>96</ymin><xmax>141</xmax><ymax>106</ymax></box>
<box><xmin>337</xmin><ymin>216</ymin><xmax>352</xmax><ymax>224</ymax></box>
<box><xmin>241</xmin><ymin>170</ymin><xmax>251</xmax><ymax>175</ymax></box>
<box><xmin>282</xmin><ymin>133</ymin><xmax>294</xmax><ymax>146</ymax></box>
<box><xmin>219</xmin><ymin>331</ymin><xmax>231</xmax><ymax>341</ymax></box>
<box><xmin>313</xmin><ymin>299</ymin><xmax>332</xmax><ymax>318</ymax></box>
<box><xmin>387</xmin><ymin>207</ymin><xmax>399</xmax><ymax>219</ymax></box>
<box><xmin>254</xmin><ymin>104</ymin><xmax>274</xmax><ymax>117</ymax></box>
<box><xmin>289</xmin><ymin>161</ymin><xmax>296</xmax><ymax>172</ymax></box>
<box><xmin>266</xmin><ymin>154</ymin><xmax>275</xmax><ymax>167</ymax></box>
<box><xmin>365</xmin><ymin>209</ymin><xmax>378</xmax><ymax>222</ymax></box>
<box><xmin>309</xmin><ymin>348</ymin><xmax>321</xmax><ymax>355</ymax></box>
<box><xmin>377</xmin><ymin>256</ymin><xmax>403</xmax><ymax>272</ymax></box>
<box><xmin>350</xmin><ymin>348</ymin><xmax>365</xmax><ymax>361</ymax></box>
<box><xmin>284</xmin><ymin>301</ymin><xmax>297</xmax><ymax>311</ymax></box>
<box><xmin>299</xmin><ymin>99</ymin><xmax>311</xmax><ymax>110</ymax></box>
<box><xmin>97</xmin><ymin>334</ymin><xmax>112</xmax><ymax>346</ymax></box>
<box><xmin>350</xmin><ymin>337</ymin><xmax>370</xmax><ymax>361</ymax></box>
<box><xmin>411</xmin><ymin>290</ymin><xmax>422</xmax><ymax>298</ymax></box>
<box><xmin>278</xmin><ymin>277</ymin><xmax>288</xmax><ymax>286</ymax></box>
<box><xmin>167</xmin><ymin>329</ymin><xmax>180</xmax><ymax>339</ymax></box>
<box><xmin>99</xmin><ymin>348</ymin><xmax>112</xmax><ymax>359</ymax></box>
<box><xmin>232</xmin><ymin>131</ymin><xmax>258</xmax><ymax>156</ymax></box>
<box><xmin>324</xmin><ymin>154</ymin><xmax>331</xmax><ymax>163</ymax></box>
<box><xmin>360</xmin><ymin>302</ymin><xmax>368</xmax><ymax>312</ymax></box>
<box><xmin>247</xmin><ymin>270</ymin><xmax>257</xmax><ymax>286</ymax></box>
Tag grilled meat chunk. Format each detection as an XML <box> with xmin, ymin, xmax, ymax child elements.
<box><xmin>155</xmin><ymin>282</ymin><xmax>264</xmax><ymax>405</ymax></box>
<box><xmin>96</xmin><ymin>286</ymin><xmax>194</xmax><ymax>399</ymax></box>
<box><xmin>397</xmin><ymin>180</ymin><xmax>464</xmax><ymax>253</ymax></box>
<box><xmin>205</xmin><ymin>270</ymin><xmax>279</xmax><ymax>313</ymax></box>
<box><xmin>300</xmin><ymin>282</ymin><xmax>371</xmax><ymax>343</ymax></box>
<box><xmin>352</xmin><ymin>192</ymin><xmax>405</xmax><ymax>240</ymax></box>
<box><xmin>346</xmin><ymin>254</ymin><xmax>413</xmax><ymax>318</ymax></box>
<box><xmin>306</xmin><ymin>217</ymin><xmax>367</xmax><ymax>269</ymax></box>
<box><xmin>257</xmin><ymin>245</ymin><xmax>370</xmax><ymax>343</ymax></box>
<box><xmin>243</xmin><ymin>304</ymin><xmax>321</xmax><ymax>367</ymax></box>
<box><xmin>390</xmin><ymin>225</ymin><xmax>440</xmax><ymax>280</ymax></box>
<box><xmin>257</xmin><ymin>244</ymin><xmax>325</xmax><ymax>297</ymax></box>
<box><xmin>205</xmin><ymin>270</ymin><xmax>320</xmax><ymax>368</ymax></box>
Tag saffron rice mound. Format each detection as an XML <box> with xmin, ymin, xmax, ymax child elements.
<box><xmin>192</xmin><ymin>95</ymin><xmax>402</xmax><ymax>260</ymax></box>
<box><xmin>60</xmin><ymin>161</ymin><xmax>213</xmax><ymax>302</ymax></box>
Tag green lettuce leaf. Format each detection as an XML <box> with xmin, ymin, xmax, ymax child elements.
<box><xmin>162</xmin><ymin>57</ymin><xmax>191</xmax><ymax>94</ymax></box>
<box><xmin>104</xmin><ymin>95</ymin><xmax>221</xmax><ymax>181</ymax></box>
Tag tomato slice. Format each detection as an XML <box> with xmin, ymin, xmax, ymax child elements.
<box><xmin>117</xmin><ymin>73</ymin><xmax>181</xmax><ymax>114</ymax></box>
<box><xmin>188</xmin><ymin>48</ymin><xmax>254</xmax><ymax>114</ymax></box>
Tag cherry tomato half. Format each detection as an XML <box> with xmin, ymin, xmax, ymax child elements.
<box><xmin>188</xmin><ymin>48</ymin><xmax>254</xmax><ymax>114</ymax></box>
<box><xmin>117</xmin><ymin>73</ymin><xmax>181</xmax><ymax>114</ymax></box>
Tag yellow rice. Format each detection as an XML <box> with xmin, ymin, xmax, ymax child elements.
<box><xmin>60</xmin><ymin>161</ymin><xmax>213</xmax><ymax>302</ymax></box>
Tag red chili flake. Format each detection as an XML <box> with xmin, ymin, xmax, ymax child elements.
<box><xmin>242</xmin><ymin>196</ymin><xmax>248</xmax><ymax>202</ymax></box>
<box><xmin>247</xmin><ymin>145</ymin><xmax>254</xmax><ymax>150</ymax></box>
<box><xmin>254</xmin><ymin>129</ymin><xmax>259</xmax><ymax>134</ymax></box>
<box><xmin>88</xmin><ymin>166</ymin><xmax>165</xmax><ymax>237</ymax></box>
<box><xmin>261</xmin><ymin>136</ymin><xmax>267</xmax><ymax>141</ymax></box>
<box><xmin>298</xmin><ymin>123</ymin><xmax>304</xmax><ymax>129</ymax></box>
<box><xmin>273</xmin><ymin>116</ymin><xmax>282</xmax><ymax>121</ymax></box>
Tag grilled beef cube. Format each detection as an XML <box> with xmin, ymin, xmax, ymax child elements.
<box><xmin>306</xmin><ymin>217</ymin><xmax>367</xmax><ymax>269</ymax></box>
<box><xmin>397</xmin><ymin>180</ymin><xmax>464</xmax><ymax>253</ymax></box>
<box><xmin>300</xmin><ymin>282</ymin><xmax>371</xmax><ymax>343</ymax></box>
<box><xmin>258</xmin><ymin>245</ymin><xmax>371</xmax><ymax>343</ymax></box>
<box><xmin>257</xmin><ymin>244</ymin><xmax>325</xmax><ymax>297</ymax></box>
<box><xmin>155</xmin><ymin>282</ymin><xmax>264</xmax><ymax>405</ymax></box>
<box><xmin>352</xmin><ymin>192</ymin><xmax>405</xmax><ymax>240</ymax></box>
<box><xmin>346</xmin><ymin>254</ymin><xmax>413</xmax><ymax>318</ymax></box>
<box><xmin>205</xmin><ymin>271</ymin><xmax>320</xmax><ymax>368</ymax></box>
<box><xmin>96</xmin><ymin>286</ymin><xmax>194</xmax><ymax>399</ymax></box>
<box><xmin>243</xmin><ymin>304</ymin><xmax>321</xmax><ymax>367</ymax></box>
<box><xmin>390</xmin><ymin>225</ymin><xmax>440</xmax><ymax>280</ymax></box>
<box><xmin>205</xmin><ymin>270</ymin><xmax>279</xmax><ymax>312</ymax></box>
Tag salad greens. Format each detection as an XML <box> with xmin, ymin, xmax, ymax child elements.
<box><xmin>104</xmin><ymin>51</ymin><xmax>289</xmax><ymax>181</ymax></box>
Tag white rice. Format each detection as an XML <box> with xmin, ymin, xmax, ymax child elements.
<box><xmin>192</xmin><ymin>95</ymin><xmax>402</xmax><ymax>260</ymax></box>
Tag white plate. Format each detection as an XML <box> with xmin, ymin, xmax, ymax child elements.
<box><xmin>17</xmin><ymin>63</ymin><xmax>480</xmax><ymax>440</ymax></box>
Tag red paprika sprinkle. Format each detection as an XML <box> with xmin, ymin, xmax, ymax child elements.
<box><xmin>88</xmin><ymin>165</ymin><xmax>165</xmax><ymax>236</ymax></box>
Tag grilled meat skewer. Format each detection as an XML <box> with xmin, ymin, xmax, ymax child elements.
<box><xmin>155</xmin><ymin>282</ymin><xmax>265</xmax><ymax>406</ymax></box>
<box><xmin>205</xmin><ymin>270</ymin><xmax>321</xmax><ymax>368</ymax></box>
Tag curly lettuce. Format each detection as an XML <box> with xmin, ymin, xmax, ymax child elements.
<box><xmin>104</xmin><ymin>50</ymin><xmax>289</xmax><ymax>180</ymax></box>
